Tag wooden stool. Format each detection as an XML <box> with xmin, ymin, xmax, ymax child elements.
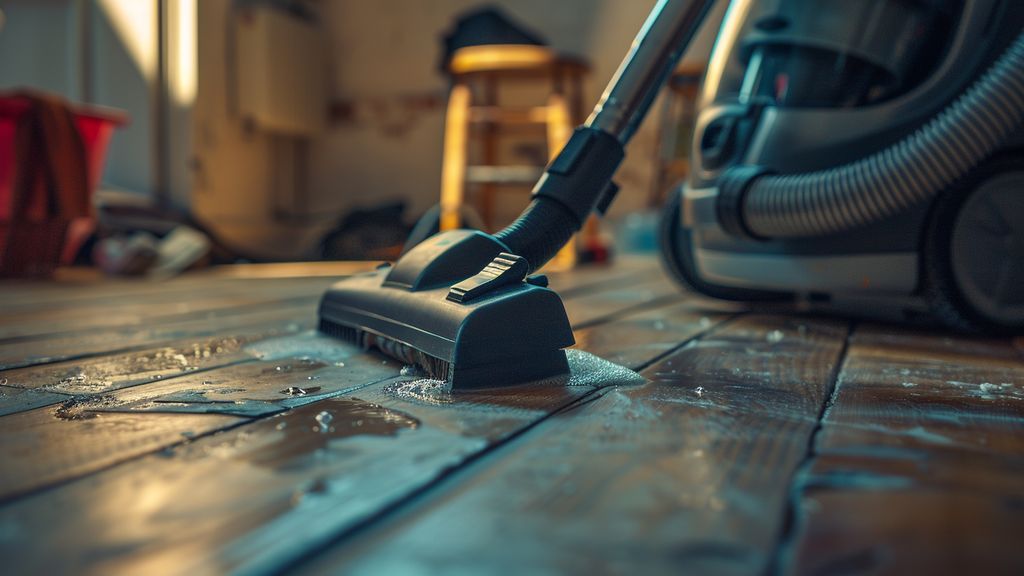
<box><xmin>439</xmin><ymin>44</ymin><xmax>595</xmax><ymax>269</ymax></box>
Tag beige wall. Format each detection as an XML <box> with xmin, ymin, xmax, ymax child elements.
<box><xmin>0</xmin><ymin>0</ymin><xmax>191</xmax><ymax>207</ymax></box>
<box><xmin>0</xmin><ymin>1</ymin><xmax>83</xmax><ymax>99</ymax></box>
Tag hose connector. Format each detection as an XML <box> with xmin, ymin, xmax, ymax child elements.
<box><xmin>531</xmin><ymin>127</ymin><xmax>625</xmax><ymax>226</ymax></box>
<box><xmin>715</xmin><ymin>165</ymin><xmax>773</xmax><ymax>240</ymax></box>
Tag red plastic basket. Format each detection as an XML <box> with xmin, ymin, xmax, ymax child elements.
<box><xmin>0</xmin><ymin>94</ymin><xmax>127</xmax><ymax>276</ymax></box>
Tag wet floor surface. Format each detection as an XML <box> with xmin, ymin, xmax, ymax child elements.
<box><xmin>1</xmin><ymin>260</ymin><xmax>1023</xmax><ymax>575</ymax></box>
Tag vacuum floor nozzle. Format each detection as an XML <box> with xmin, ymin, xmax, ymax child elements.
<box><xmin>318</xmin><ymin>230</ymin><xmax>574</xmax><ymax>389</ymax></box>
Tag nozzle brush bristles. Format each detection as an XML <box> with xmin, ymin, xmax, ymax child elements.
<box><xmin>319</xmin><ymin>318</ymin><xmax>453</xmax><ymax>382</ymax></box>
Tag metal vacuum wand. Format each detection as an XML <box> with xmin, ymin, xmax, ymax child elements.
<box><xmin>587</xmin><ymin>0</ymin><xmax>716</xmax><ymax>145</ymax></box>
<box><xmin>494</xmin><ymin>0</ymin><xmax>716</xmax><ymax>271</ymax></box>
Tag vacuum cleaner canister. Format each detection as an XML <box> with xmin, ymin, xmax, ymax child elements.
<box><xmin>662</xmin><ymin>0</ymin><xmax>1024</xmax><ymax>332</ymax></box>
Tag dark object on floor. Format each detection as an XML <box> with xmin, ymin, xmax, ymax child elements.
<box><xmin>439</xmin><ymin>6</ymin><xmax>546</xmax><ymax>72</ymax></box>
<box><xmin>318</xmin><ymin>203</ymin><xmax>411</xmax><ymax>262</ymax></box>
<box><xmin>93</xmin><ymin>226</ymin><xmax>212</xmax><ymax>277</ymax></box>
<box><xmin>92</xmin><ymin>232</ymin><xmax>159</xmax><ymax>275</ymax></box>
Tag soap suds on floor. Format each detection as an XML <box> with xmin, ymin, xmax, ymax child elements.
<box><xmin>552</xmin><ymin>349</ymin><xmax>647</xmax><ymax>388</ymax></box>
<box><xmin>386</xmin><ymin>349</ymin><xmax>645</xmax><ymax>404</ymax></box>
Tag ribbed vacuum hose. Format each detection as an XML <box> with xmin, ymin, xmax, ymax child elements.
<box><xmin>742</xmin><ymin>32</ymin><xmax>1024</xmax><ymax>239</ymax></box>
<box><xmin>494</xmin><ymin>198</ymin><xmax>579</xmax><ymax>271</ymax></box>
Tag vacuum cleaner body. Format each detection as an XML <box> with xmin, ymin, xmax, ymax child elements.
<box><xmin>663</xmin><ymin>0</ymin><xmax>1024</xmax><ymax>330</ymax></box>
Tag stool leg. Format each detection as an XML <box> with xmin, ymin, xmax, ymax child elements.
<box><xmin>545</xmin><ymin>91</ymin><xmax>578</xmax><ymax>270</ymax></box>
<box><xmin>545</xmin><ymin>92</ymin><xmax>572</xmax><ymax>158</ymax></box>
<box><xmin>481</xmin><ymin>74</ymin><xmax>498</xmax><ymax>230</ymax></box>
<box><xmin>440</xmin><ymin>82</ymin><xmax>471</xmax><ymax>231</ymax></box>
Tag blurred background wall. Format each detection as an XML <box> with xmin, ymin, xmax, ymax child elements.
<box><xmin>0</xmin><ymin>0</ymin><xmax>726</xmax><ymax>259</ymax></box>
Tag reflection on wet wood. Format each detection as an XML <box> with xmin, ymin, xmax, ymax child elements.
<box><xmin>784</xmin><ymin>325</ymin><xmax>1024</xmax><ymax>575</ymax></box>
<box><xmin>0</xmin><ymin>408</ymin><xmax>242</xmax><ymax>502</ymax></box>
<box><xmin>0</xmin><ymin>338</ymin><xmax>402</xmax><ymax>500</ymax></box>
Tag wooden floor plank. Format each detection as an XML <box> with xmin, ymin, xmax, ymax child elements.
<box><xmin>780</xmin><ymin>324</ymin><xmax>1024</xmax><ymax>576</ymax></box>
<box><xmin>572</xmin><ymin>299</ymin><xmax>739</xmax><ymax>369</ymax></box>
<box><xmin>0</xmin><ymin>410</ymin><xmax>243</xmax><ymax>503</ymax></box>
<box><xmin>0</xmin><ymin>296</ymin><xmax>721</xmax><ymax>575</ymax></box>
<box><xmin>0</xmin><ymin>266</ymin><xmax>372</xmax><ymax>310</ymax></box>
<box><xmin>0</xmin><ymin>273</ymin><xmax>383</xmax><ymax>345</ymax></box>
<box><xmin>0</xmin><ymin>299</ymin><xmax>316</xmax><ymax>370</ymax></box>
<box><xmin>562</xmin><ymin>277</ymin><xmax>681</xmax><ymax>328</ymax></box>
<box><xmin>0</xmin><ymin>258</ymin><xmax>640</xmax><ymax>319</ymax></box>
<box><xmin>544</xmin><ymin>258</ymin><xmax>663</xmax><ymax>297</ymax></box>
<box><xmin>2</xmin><ymin>332</ymin><xmax>293</xmax><ymax>396</ymax></box>
<box><xmin>1</xmin><ymin>295</ymin><xmax>301</xmax><ymax>341</ymax></box>
<box><xmin>297</xmin><ymin>315</ymin><xmax>851</xmax><ymax>575</ymax></box>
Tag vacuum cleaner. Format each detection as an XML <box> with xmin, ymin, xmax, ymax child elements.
<box><xmin>320</xmin><ymin>0</ymin><xmax>1024</xmax><ymax>389</ymax></box>
<box><xmin>662</xmin><ymin>0</ymin><xmax>1024</xmax><ymax>334</ymax></box>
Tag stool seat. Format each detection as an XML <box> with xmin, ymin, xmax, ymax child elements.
<box><xmin>448</xmin><ymin>44</ymin><xmax>588</xmax><ymax>76</ymax></box>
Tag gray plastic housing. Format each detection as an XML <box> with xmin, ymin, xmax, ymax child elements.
<box><xmin>318</xmin><ymin>230</ymin><xmax>574</xmax><ymax>389</ymax></box>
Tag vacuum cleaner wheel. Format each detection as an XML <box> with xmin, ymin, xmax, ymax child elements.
<box><xmin>924</xmin><ymin>154</ymin><xmax>1024</xmax><ymax>332</ymax></box>
<box><xmin>658</xmin><ymin>185</ymin><xmax>791</xmax><ymax>302</ymax></box>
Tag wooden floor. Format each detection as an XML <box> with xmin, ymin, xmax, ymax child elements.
<box><xmin>1</xmin><ymin>257</ymin><xmax>1022</xmax><ymax>575</ymax></box>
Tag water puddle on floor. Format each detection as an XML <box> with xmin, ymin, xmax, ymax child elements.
<box><xmin>279</xmin><ymin>386</ymin><xmax>323</xmax><ymax>396</ymax></box>
<box><xmin>259</xmin><ymin>358</ymin><xmax>327</xmax><ymax>377</ymax></box>
<box><xmin>243</xmin><ymin>398</ymin><xmax>420</xmax><ymax>469</ymax></box>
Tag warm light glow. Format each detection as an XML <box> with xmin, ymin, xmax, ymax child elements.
<box><xmin>700</xmin><ymin>0</ymin><xmax>755</xmax><ymax>105</ymax></box>
<box><xmin>95</xmin><ymin>0</ymin><xmax>195</xmax><ymax>104</ymax></box>
<box><xmin>98</xmin><ymin>0</ymin><xmax>158</xmax><ymax>79</ymax></box>
<box><xmin>449</xmin><ymin>44</ymin><xmax>554</xmax><ymax>74</ymax></box>
<box><xmin>439</xmin><ymin>83</ymin><xmax>470</xmax><ymax>231</ymax></box>
<box><xmin>171</xmin><ymin>0</ymin><xmax>197</xmax><ymax>105</ymax></box>
<box><xmin>545</xmin><ymin>92</ymin><xmax>577</xmax><ymax>271</ymax></box>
